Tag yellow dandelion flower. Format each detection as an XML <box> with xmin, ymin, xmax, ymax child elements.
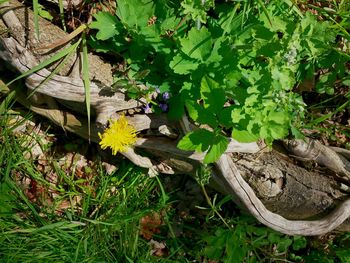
<box><xmin>98</xmin><ymin>115</ymin><xmax>138</xmax><ymax>155</ymax></box>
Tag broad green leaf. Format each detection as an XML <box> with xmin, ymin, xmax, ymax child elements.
<box><xmin>116</xmin><ymin>0</ymin><xmax>154</xmax><ymax>29</ymax></box>
<box><xmin>204</xmin><ymin>134</ymin><xmax>228</xmax><ymax>164</ymax></box>
<box><xmin>177</xmin><ymin>129</ymin><xmax>214</xmax><ymax>152</ymax></box>
<box><xmin>200</xmin><ymin>75</ymin><xmax>226</xmax><ymax>114</ymax></box>
<box><xmin>268</xmin><ymin>111</ymin><xmax>290</xmax><ymax>124</ymax></box>
<box><xmin>218</xmin><ymin>106</ymin><xmax>234</xmax><ymax>128</ymax></box>
<box><xmin>181</xmin><ymin>0</ymin><xmax>214</xmax><ymax>23</ymax></box>
<box><xmin>276</xmin><ymin>238</ymin><xmax>293</xmax><ymax>253</ymax></box>
<box><xmin>292</xmin><ymin>236</ymin><xmax>307</xmax><ymax>251</ymax></box>
<box><xmin>264</xmin><ymin>123</ymin><xmax>289</xmax><ymax>140</ymax></box>
<box><xmin>169</xmin><ymin>53</ymin><xmax>199</xmax><ymax>75</ymax></box>
<box><xmin>185</xmin><ymin>100</ymin><xmax>217</xmax><ymax>128</ymax></box>
<box><xmin>160</xmin><ymin>16</ymin><xmax>180</xmax><ymax>34</ymax></box>
<box><xmin>271</xmin><ymin>67</ymin><xmax>295</xmax><ymax>91</ymax></box>
<box><xmin>168</xmin><ymin>95</ymin><xmax>184</xmax><ymax>120</ymax></box>
<box><xmin>291</xmin><ymin>126</ymin><xmax>304</xmax><ymax>140</ymax></box>
<box><xmin>90</xmin><ymin>12</ymin><xmax>120</xmax><ymax>40</ymax></box>
<box><xmin>232</xmin><ymin>129</ymin><xmax>259</xmax><ymax>143</ymax></box>
<box><xmin>180</xmin><ymin>27</ymin><xmax>212</xmax><ymax>62</ymax></box>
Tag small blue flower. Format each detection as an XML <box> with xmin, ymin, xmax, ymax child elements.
<box><xmin>159</xmin><ymin>103</ymin><xmax>168</xmax><ymax>112</ymax></box>
<box><xmin>162</xmin><ymin>92</ymin><xmax>170</xmax><ymax>101</ymax></box>
<box><xmin>143</xmin><ymin>103</ymin><xmax>152</xmax><ymax>114</ymax></box>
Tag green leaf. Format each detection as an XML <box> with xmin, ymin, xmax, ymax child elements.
<box><xmin>336</xmin><ymin>249</ymin><xmax>350</xmax><ymax>263</ymax></box>
<box><xmin>292</xmin><ymin>236</ymin><xmax>307</xmax><ymax>251</ymax></box>
<box><xmin>181</xmin><ymin>0</ymin><xmax>214</xmax><ymax>23</ymax></box>
<box><xmin>218</xmin><ymin>4</ymin><xmax>241</xmax><ymax>35</ymax></box>
<box><xmin>38</xmin><ymin>4</ymin><xmax>53</xmax><ymax>21</ymax></box>
<box><xmin>204</xmin><ymin>134</ymin><xmax>228</xmax><ymax>164</ymax></box>
<box><xmin>232</xmin><ymin>129</ymin><xmax>259</xmax><ymax>143</ymax></box>
<box><xmin>177</xmin><ymin>129</ymin><xmax>214</xmax><ymax>152</ymax></box>
<box><xmin>116</xmin><ymin>0</ymin><xmax>154</xmax><ymax>29</ymax></box>
<box><xmin>200</xmin><ymin>75</ymin><xmax>226</xmax><ymax>114</ymax></box>
<box><xmin>263</xmin><ymin>123</ymin><xmax>289</xmax><ymax>141</ymax></box>
<box><xmin>218</xmin><ymin>106</ymin><xmax>234</xmax><ymax>128</ymax></box>
<box><xmin>185</xmin><ymin>100</ymin><xmax>217</xmax><ymax>128</ymax></box>
<box><xmin>342</xmin><ymin>78</ymin><xmax>350</xmax><ymax>86</ymax></box>
<box><xmin>180</xmin><ymin>27</ymin><xmax>212</xmax><ymax>62</ymax></box>
<box><xmin>168</xmin><ymin>95</ymin><xmax>185</xmax><ymax>120</ymax></box>
<box><xmin>90</xmin><ymin>12</ymin><xmax>120</xmax><ymax>40</ymax></box>
<box><xmin>268</xmin><ymin>111</ymin><xmax>290</xmax><ymax>124</ymax></box>
<box><xmin>169</xmin><ymin>53</ymin><xmax>199</xmax><ymax>75</ymax></box>
<box><xmin>277</xmin><ymin>238</ymin><xmax>293</xmax><ymax>253</ymax></box>
<box><xmin>291</xmin><ymin>126</ymin><xmax>304</xmax><ymax>140</ymax></box>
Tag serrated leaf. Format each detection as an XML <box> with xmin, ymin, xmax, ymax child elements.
<box><xmin>181</xmin><ymin>0</ymin><xmax>214</xmax><ymax>23</ymax></box>
<box><xmin>292</xmin><ymin>236</ymin><xmax>307</xmax><ymax>251</ymax></box>
<box><xmin>169</xmin><ymin>53</ymin><xmax>199</xmax><ymax>74</ymax></box>
<box><xmin>116</xmin><ymin>0</ymin><xmax>155</xmax><ymax>29</ymax></box>
<box><xmin>200</xmin><ymin>75</ymin><xmax>226</xmax><ymax>114</ymax></box>
<box><xmin>180</xmin><ymin>27</ymin><xmax>212</xmax><ymax>61</ymax></box>
<box><xmin>291</xmin><ymin>126</ymin><xmax>304</xmax><ymax>139</ymax></box>
<box><xmin>231</xmin><ymin>129</ymin><xmax>259</xmax><ymax>143</ymax></box>
<box><xmin>185</xmin><ymin>100</ymin><xmax>217</xmax><ymax>128</ymax></box>
<box><xmin>90</xmin><ymin>12</ymin><xmax>120</xmax><ymax>40</ymax></box>
<box><xmin>218</xmin><ymin>106</ymin><xmax>234</xmax><ymax>128</ymax></box>
<box><xmin>260</xmin><ymin>121</ymin><xmax>289</xmax><ymax>142</ymax></box>
<box><xmin>204</xmin><ymin>134</ymin><xmax>228</xmax><ymax>164</ymax></box>
<box><xmin>177</xmin><ymin>129</ymin><xmax>214</xmax><ymax>152</ymax></box>
<box><xmin>268</xmin><ymin>111</ymin><xmax>290</xmax><ymax>124</ymax></box>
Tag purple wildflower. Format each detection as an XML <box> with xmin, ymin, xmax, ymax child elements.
<box><xmin>162</xmin><ymin>92</ymin><xmax>170</xmax><ymax>101</ymax></box>
<box><xmin>143</xmin><ymin>103</ymin><xmax>152</xmax><ymax>114</ymax></box>
<box><xmin>155</xmin><ymin>86</ymin><xmax>160</xmax><ymax>94</ymax></box>
<box><xmin>159</xmin><ymin>103</ymin><xmax>168</xmax><ymax>112</ymax></box>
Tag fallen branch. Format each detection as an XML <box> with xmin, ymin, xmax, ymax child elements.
<box><xmin>1</xmin><ymin>0</ymin><xmax>350</xmax><ymax>235</ymax></box>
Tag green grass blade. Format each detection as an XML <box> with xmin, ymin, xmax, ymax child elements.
<box><xmin>32</xmin><ymin>0</ymin><xmax>40</xmax><ymax>39</ymax></box>
<box><xmin>81</xmin><ymin>32</ymin><xmax>91</xmax><ymax>141</ymax></box>
<box><xmin>257</xmin><ymin>0</ymin><xmax>272</xmax><ymax>26</ymax></box>
<box><xmin>0</xmin><ymin>90</ymin><xmax>15</xmax><ymax>115</ymax></box>
<box><xmin>311</xmin><ymin>100</ymin><xmax>350</xmax><ymax>125</ymax></box>
<box><xmin>58</xmin><ymin>0</ymin><xmax>66</xmax><ymax>31</ymax></box>
<box><xmin>7</xmin><ymin>39</ymin><xmax>81</xmax><ymax>86</ymax></box>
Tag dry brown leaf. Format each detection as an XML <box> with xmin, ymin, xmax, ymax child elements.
<box><xmin>140</xmin><ymin>212</ymin><xmax>163</xmax><ymax>240</ymax></box>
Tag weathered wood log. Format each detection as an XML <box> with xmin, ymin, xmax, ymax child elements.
<box><xmin>1</xmin><ymin>0</ymin><xmax>350</xmax><ymax>235</ymax></box>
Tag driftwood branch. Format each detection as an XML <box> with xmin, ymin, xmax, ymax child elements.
<box><xmin>215</xmin><ymin>154</ymin><xmax>350</xmax><ymax>236</ymax></box>
<box><xmin>1</xmin><ymin>0</ymin><xmax>350</xmax><ymax>235</ymax></box>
